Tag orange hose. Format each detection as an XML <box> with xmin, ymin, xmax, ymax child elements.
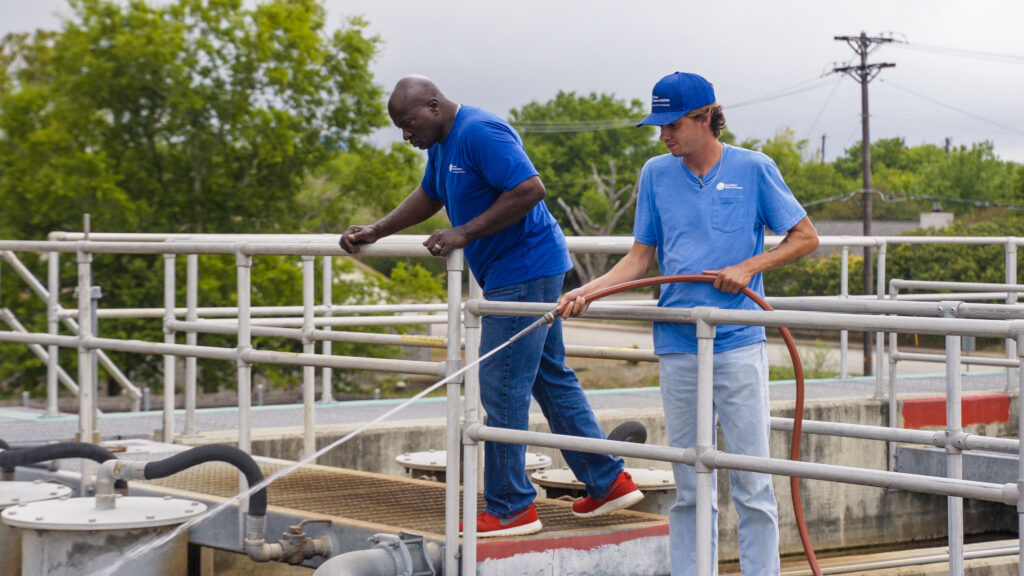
<box><xmin>580</xmin><ymin>273</ymin><xmax>822</xmax><ymax>576</ymax></box>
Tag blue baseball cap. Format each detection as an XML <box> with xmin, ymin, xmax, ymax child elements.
<box><xmin>636</xmin><ymin>72</ymin><xmax>716</xmax><ymax>127</ymax></box>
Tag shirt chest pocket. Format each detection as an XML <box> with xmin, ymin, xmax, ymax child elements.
<box><xmin>711</xmin><ymin>193</ymin><xmax>745</xmax><ymax>233</ymax></box>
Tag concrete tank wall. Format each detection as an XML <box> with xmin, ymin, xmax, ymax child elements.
<box><xmin>181</xmin><ymin>393</ymin><xmax>1020</xmax><ymax>561</ymax></box>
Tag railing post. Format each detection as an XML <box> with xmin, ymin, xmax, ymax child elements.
<box><xmin>184</xmin><ymin>254</ymin><xmax>198</xmax><ymax>436</ymax></box>
<box><xmin>321</xmin><ymin>255</ymin><xmax>334</xmax><ymax>403</ymax></box>
<box><xmin>46</xmin><ymin>250</ymin><xmax>60</xmax><ymax>417</ymax></box>
<box><xmin>887</xmin><ymin>281</ymin><xmax>900</xmax><ymax>471</ymax></box>
<box><xmin>236</xmin><ymin>252</ymin><xmax>253</xmax><ymax>454</ymax></box>
<box><xmin>236</xmin><ymin>251</ymin><xmax>253</xmax><ymax>549</ymax></box>
<box><xmin>695</xmin><ymin>315</ymin><xmax>716</xmax><ymax>576</ymax></box>
<box><xmin>840</xmin><ymin>244</ymin><xmax>849</xmax><ymax>378</ymax></box>
<box><xmin>76</xmin><ymin>246</ymin><xmax>96</xmax><ymax>489</ymax></box>
<box><xmin>1006</xmin><ymin>239</ymin><xmax>1018</xmax><ymax>393</ymax></box>
<box><xmin>443</xmin><ymin>250</ymin><xmax>464</xmax><ymax>576</ymax></box>
<box><xmin>162</xmin><ymin>253</ymin><xmax>176</xmax><ymax>442</ymax></box>
<box><xmin>462</xmin><ymin>274</ymin><xmax>482</xmax><ymax>576</ymax></box>
<box><xmin>874</xmin><ymin>241</ymin><xmax>887</xmax><ymax>396</ymax></box>
<box><xmin>302</xmin><ymin>255</ymin><xmax>316</xmax><ymax>459</ymax></box>
<box><xmin>944</xmin><ymin>304</ymin><xmax>964</xmax><ymax>576</ymax></box>
<box><xmin>1016</xmin><ymin>334</ymin><xmax>1024</xmax><ymax>576</ymax></box>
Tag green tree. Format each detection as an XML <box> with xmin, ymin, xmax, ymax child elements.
<box><xmin>509</xmin><ymin>92</ymin><xmax>662</xmax><ymax>283</ymax></box>
<box><xmin>0</xmin><ymin>0</ymin><xmax>386</xmax><ymax>237</ymax></box>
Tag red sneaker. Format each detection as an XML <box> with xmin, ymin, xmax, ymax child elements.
<box><xmin>572</xmin><ymin>471</ymin><xmax>644</xmax><ymax>518</ymax></box>
<box><xmin>460</xmin><ymin>504</ymin><xmax>542</xmax><ymax>538</ymax></box>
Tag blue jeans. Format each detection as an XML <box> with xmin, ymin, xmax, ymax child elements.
<box><xmin>479</xmin><ymin>274</ymin><xmax>624</xmax><ymax>517</ymax></box>
<box><xmin>659</xmin><ymin>342</ymin><xmax>779</xmax><ymax>576</ymax></box>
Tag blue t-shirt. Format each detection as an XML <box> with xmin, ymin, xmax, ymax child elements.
<box><xmin>420</xmin><ymin>106</ymin><xmax>572</xmax><ymax>290</ymax></box>
<box><xmin>634</xmin><ymin>144</ymin><xmax>806</xmax><ymax>354</ymax></box>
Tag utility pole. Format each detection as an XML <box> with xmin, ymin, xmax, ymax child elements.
<box><xmin>833</xmin><ymin>32</ymin><xmax>894</xmax><ymax>377</ymax></box>
<box><xmin>820</xmin><ymin>134</ymin><xmax>826</xmax><ymax>166</ymax></box>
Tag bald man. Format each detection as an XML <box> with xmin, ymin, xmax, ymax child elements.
<box><xmin>340</xmin><ymin>76</ymin><xmax>640</xmax><ymax>537</ymax></box>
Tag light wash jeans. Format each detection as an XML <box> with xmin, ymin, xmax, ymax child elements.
<box><xmin>659</xmin><ymin>342</ymin><xmax>780</xmax><ymax>576</ymax></box>
<box><xmin>479</xmin><ymin>274</ymin><xmax>624</xmax><ymax>517</ymax></box>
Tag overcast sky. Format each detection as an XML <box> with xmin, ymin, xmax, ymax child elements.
<box><xmin>5</xmin><ymin>0</ymin><xmax>1024</xmax><ymax>163</ymax></box>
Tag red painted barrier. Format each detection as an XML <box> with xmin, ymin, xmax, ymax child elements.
<box><xmin>901</xmin><ymin>393</ymin><xmax>1010</xmax><ymax>429</ymax></box>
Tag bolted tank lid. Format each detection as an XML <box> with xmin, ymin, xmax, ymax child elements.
<box><xmin>396</xmin><ymin>449</ymin><xmax>552</xmax><ymax>471</ymax></box>
<box><xmin>2</xmin><ymin>495</ymin><xmax>206</xmax><ymax>530</ymax></box>
<box><xmin>0</xmin><ymin>481</ymin><xmax>73</xmax><ymax>509</ymax></box>
<box><xmin>532</xmin><ymin>467</ymin><xmax>675</xmax><ymax>490</ymax></box>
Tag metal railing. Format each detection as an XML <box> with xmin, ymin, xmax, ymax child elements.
<box><xmin>0</xmin><ymin>233</ymin><xmax>1022</xmax><ymax>576</ymax></box>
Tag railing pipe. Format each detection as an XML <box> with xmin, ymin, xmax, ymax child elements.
<box><xmin>461</xmin><ymin>275</ymin><xmax>483</xmax><ymax>576</ymax></box>
<box><xmin>321</xmin><ymin>256</ymin><xmax>334</xmax><ymax>403</ymax></box>
<box><xmin>875</xmin><ymin>242</ymin><xmax>886</xmax><ymax>398</ymax></box>
<box><xmin>443</xmin><ymin>251</ymin><xmax>463</xmax><ymax>576</ymax></box>
<box><xmin>76</xmin><ymin>247</ymin><xmax>95</xmax><ymax>487</ymax></box>
<box><xmin>302</xmin><ymin>256</ymin><xmax>316</xmax><ymax>458</ymax></box>
<box><xmin>46</xmin><ymin>250</ymin><xmax>60</xmax><ymax>416</ymax></box>
<box><xmin>945</xmin><ymin>307</ymin><xmax>964</xmax><ymax>576</ymax></box>
<box><xmin>163</xmin><ymin>253</ymin><xmax>176</xmax><ymax>442</ymax></box>
<box><xmin>1007</xmin><ymin>240</ymin><xmax>1018</xmax><ymax>393</ymax></box>
<box><xmin>695</xmin><ymin>316</ymin><xmax>715</xmax><ymax>576</ymax></box>
<box><xmin>840</xmin><ymin>245</ymin><xmax>849</xmax><ymax>378</ymax></box>
<box><xmin>185</xmin><ymin>254</ymin><xmax>198</xmax><ymax>435</ymax></box>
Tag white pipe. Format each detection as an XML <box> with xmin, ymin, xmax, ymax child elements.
<box><xmin>302</xmin><ymin>256</ymin><xmax>316</xmax><ymax>459</ymax></box>
<box><xmin>185</xmin><ymin>254</ymin><xmax>198</xmax><ymax>436</ymax></box>
<box><xmin>46</xmin><ymin>251</ymin><xmax>60</xmax><ymax>416</ymax></box>
<box><xmin>1007</xmin><ymin>240</ymin><xmax>1018</xmax><ymax>394</ymax></box>
<box><xmin>840</xmin><ymin>245</ymin><xmax>849</xmax><ymax>378</ymax></box>
<box><xmin>76</xmin><ymin>249</ymin><xmax>95</xmax><ymax>486</ymax></box>
<box><xmin>321</xmin><ymin>256</ymin><xmax>334</xmax><ymax>403</ymax></box>
<box><xmin>461</xmin><ymin>276</ymin><xmax>482</xmax><ymax>576</ymax></box>
<box><xmin>72</xmin><ymin>302</ymin><xmax>450</xmax><ymax>319</ymax></box>
<box><xmin>946</xmin><ymin>321</ymin><xmax>964</xmax><ymax>575</ymax></box>
<box><xmin>469</xmin><ymin>300</ymin><xmax>1024</xmax><ymax>339</ymax></box>
<box><xmin>163</xmin><ymin>254</ymin><xmax>176</xmax><ymax>443</ymax></box>
<box><xmin>695</xmin><ymin>318</ymin><xmax>715</xmax><ymax>576</ymax></box>
<box><xmin>443</xmin><ymin>251</ymin><xmax>463</xmax><ymax>576</ymax></box>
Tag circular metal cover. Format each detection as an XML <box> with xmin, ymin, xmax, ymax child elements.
<box><xmin>2</xmin><ymin>495</ymin><xmax>206</xmax><ymax>530</ymax></box>
<box><xmin>0</xmin><ymin>481</ymin><xmax>73</xmax><ymax>509</ymax></box>
<box><xmin>531</xmin><ymin>467</ymin><xmax>676</xmax><ymax>490</ymax></box>
<box><xmin>396</xmin><ymin>450</ymin><xmax>552</xmax><ymax>471</ymax></box>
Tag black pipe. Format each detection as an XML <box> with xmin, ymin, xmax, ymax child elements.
<box><xmin>0</xmin><ymin>442</ymin><xmax>128</xmax><ymax>490</ymax></box>
<box><xmin>0</xmin><ymin>439</ymin><xmax>9</xmax><ymax>450</ymax></box>
<box><xmin>607</xmin><ymin>421</ymin><xmax>648</xmax><ymax>445</ymax></box>
<box><xmin>144</xmin><ymin>444</ymin><xmax>266</xmax><ymax>517</ymax></box>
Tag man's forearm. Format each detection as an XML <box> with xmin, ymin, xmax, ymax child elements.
<box><xmin>458</xmin><ymin>176</ymin><xmax>546</xmax><ymax>241</ymax></box>
<box><xmin>373</xmin><ymin>187</ymin><xmax>443</xmax><ymax>237</ymax></box>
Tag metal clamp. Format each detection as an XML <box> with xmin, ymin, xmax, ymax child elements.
<box><xmin>369</xmin><ymin>532</ymin><xmax>440</xmax><ymax>576</ymax></box>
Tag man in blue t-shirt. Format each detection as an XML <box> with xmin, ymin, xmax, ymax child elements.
<box><xmin>340</xmin><ymin>75</ymin><xmax>641</xmax><ymax>538</ymax></box>
<box><xmin>558</xmin><ymin>72</ymin><xmax>819</xmax><ymax>575</ymax></box>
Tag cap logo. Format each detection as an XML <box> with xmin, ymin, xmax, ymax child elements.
<box><xmin>652</xmin><ymin>95</ymin><xmax>672</xmax><ymax>108</ymax></box>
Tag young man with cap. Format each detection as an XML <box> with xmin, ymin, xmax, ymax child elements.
<box><xmin>558</xmin><ymin>72</ymin><xmax>818</xmax><ymax>574</ymax></box>
<box><xmin>340</xmin><ymin>75</ymin><xmax>641</xmax><ymax>538</ymax></box>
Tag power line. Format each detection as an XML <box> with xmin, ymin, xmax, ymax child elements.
<box><xmin>803</xmin><ymin>189</ymin><xmax>1024</xmax><ymax>211</ymax></box>
<box><xmin>879</xmin><ymin>79</ymin><xmax>1024</xmax><ymax>136</ymax></box>
<box><xmin>889</xmin><ymin>41</ymin><xmax>1024</xmax><ymax>66</ymax></box>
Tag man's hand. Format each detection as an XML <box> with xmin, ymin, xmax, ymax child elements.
<box><xmin>339</xmin><ymin>224</ymin><xmax>381</xmax><ymax>255</ymax></box>
<box><xmin>556</xmin><ymin>287</ymin><xmax>590</xmax><ymax>319</ymax></box>
<box><xmin>702</xmin><ymin>263</ymin><xmax>754</xmax><ymax>294</ymax></box>
<box><xmin>424</xmin><ymin>226</ymin><xmax>470</xmax><ymax>257</ymax></box>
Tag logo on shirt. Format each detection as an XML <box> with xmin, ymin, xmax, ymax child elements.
<box><xmin>716</xmin><ymin>182</ymin><xmax>743</xmax><ymax>191</ymax></box>
<box><xmin>448</xmin><ymin>164</ymin><xmax>465</xmax><ymax>174</ymax></box>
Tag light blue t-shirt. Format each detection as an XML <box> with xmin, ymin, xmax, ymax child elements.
<box><xmin>421</xmin><ymin>106</ymin><xmax>572</xmax><ymax>290</ymax></box>
<box><xmin>634</xmin><ymin>144</ymin><xmax>806</xmax><ymax>354</ymax></box>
